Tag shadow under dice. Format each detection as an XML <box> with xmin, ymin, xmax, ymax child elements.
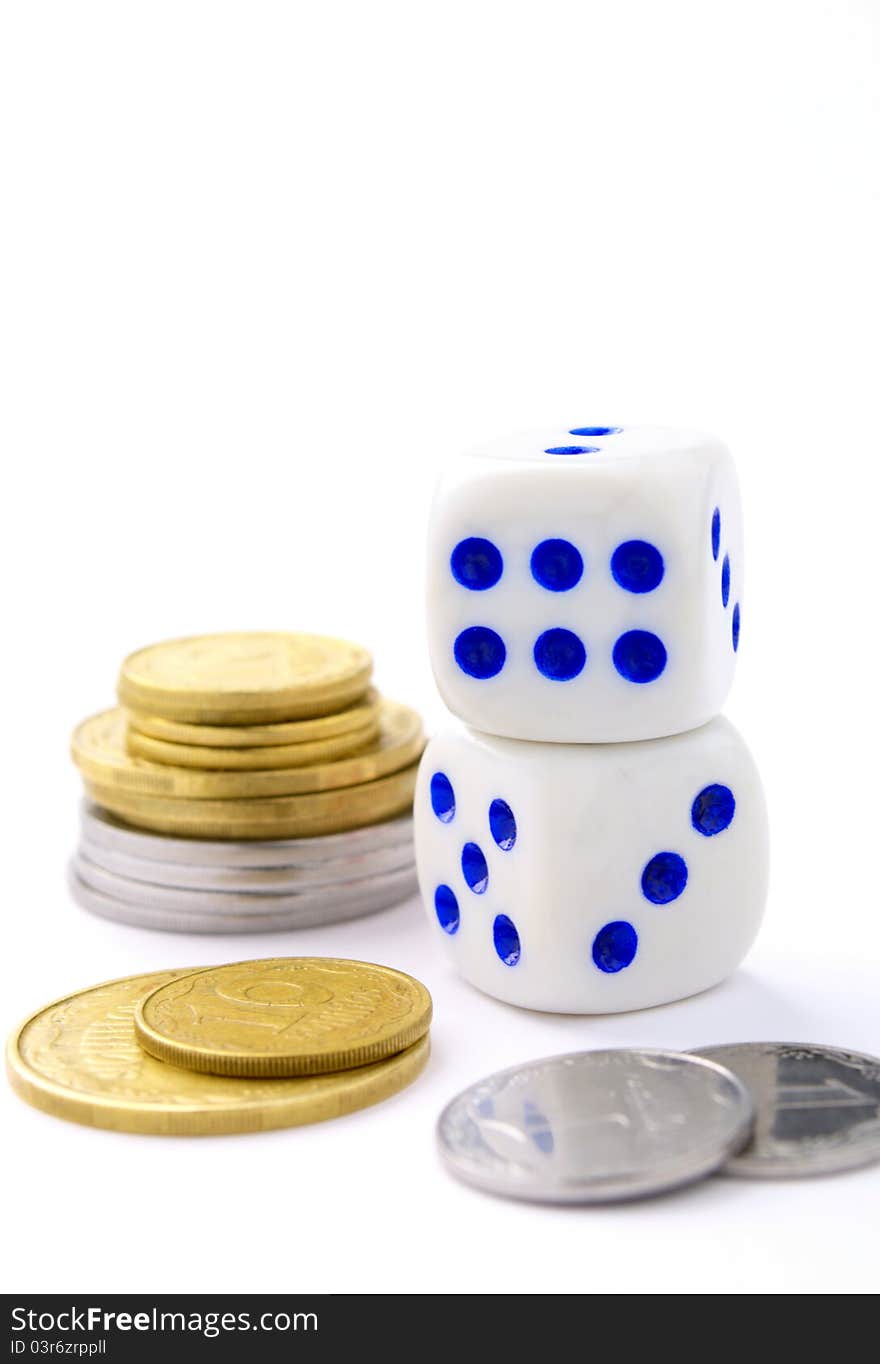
<box><xmin>414</xmin><ymin>717</ymin><xmax>768</xmax><ymax>1013</ymax></box>
<box><xmin>427</xmin><ymin>425</ymin><xmax>743</xmax><ymax>743</ymax></box>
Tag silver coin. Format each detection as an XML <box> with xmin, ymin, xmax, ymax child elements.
<box><xmin>68</xmin><ymin>866</ymin><xmax>419</xmax><ymax>934</ymax></box>
<box><xmin>73</xmin><ymin>851</ymin><xmax>417</xmax><ymax>916</ymax></box>
<box><xmin>437</xmin><ymin>1049</ymin><xmax>754</xmax><ymax>1204</ymax></box>
<box><xmin>690</xmin><ymin>1042</ymin><xmax>880</xmax><ymax>1178</ymax></box>
<box><xmin>80</xmin><ymin>801</ymin><xmax>414</xmax><ymax>868</ymax></box>
<box><xmin>78</xmin><ymin>831</ymin><xmax>416</xmax><ymax>892</ymax></box>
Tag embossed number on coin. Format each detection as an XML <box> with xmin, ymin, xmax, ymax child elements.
<box><xmin>7</xmin><ymin>970</ymin><xmax>429</xmax><ymax>1135</ymax></box>
<box><xmin>691</xmin><ymin>1042</ymin><xmax>880</xmax><ymax>1177</ymax></box>
<box><xmin>134</xmin><ymin>958</ymin><xmax>433</xmax><ymax>1075</ymax></box>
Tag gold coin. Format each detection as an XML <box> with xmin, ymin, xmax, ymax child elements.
<box><xmin>135</xmin><ymin>958</ymin><xmax>433</xmax><ymax>1077</ymax></box>
<box><xmin>73</xmin><ymin>703</ymin><xmax>423</xmax><ymax>798</ymax></box>
<box><xmin>117</xmin><ymin>632</ymin><xmax>373</xmax><ymax>723</ymax></box>
<box><xmin>126</xmin><ymin>689</ymin><xmax>382</xmax><ymax>749</ymax></box>
<box><xmin>126</xmin><ymin>716</ymin><xmax>380</xmax><ymax>770</ymax></box>
<box><xmin>83</xmin><ymin>761</ymin><xmax>418</xmax><ymax>839</ymax></box>
<box><xmin>6</xmin><ymin>969</ymin><xmax>430</xmax><ymax>1136</ymax></box>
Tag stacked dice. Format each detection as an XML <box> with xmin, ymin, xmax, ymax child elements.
<box><xmin>414</xmin><ymin>426</ymin><xmax>769</xmax><ymax>1013</ymax></box>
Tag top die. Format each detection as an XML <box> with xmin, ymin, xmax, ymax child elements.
<box><xmin>427</xmin><ymin>425</ymin><xmax>743</xmax><ymax>743</ymax></box>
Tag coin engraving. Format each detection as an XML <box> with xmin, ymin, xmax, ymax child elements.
<box><xmin>79</xmin><ymin>1008</ymin><xmax>148</xmax><ymax>1083</ymax></box>
<box><xmin>692</xmin><ymin>1042</ymin><xmax>880</xmax><ymax>1177</ymax></box>
<box><xmin>438</xmin><ymin>1049</ymin><xmax>754</xmax><ymax>1204</ymax></box>
<box><xmin>135</xmin><ymin>959</ymin><xmax>432</xmax><ymax>1075</ymax></box>
<box><xmin>8</xmin><ymin>970</ymin><xmax>429</xmax><ymax>1134</ymax></box>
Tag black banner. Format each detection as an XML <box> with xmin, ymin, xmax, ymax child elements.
<box><xmin>4</xmin><ymin>1298</ymin><xmax>337</xmax><ymax>1362</ymax></box>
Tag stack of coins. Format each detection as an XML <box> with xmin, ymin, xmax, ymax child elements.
<box><xmin>7</xmin><ymin>958</ymin><xmax>433</xmax><ymax>1135</ymax></box>
<box><xmin>68</xmin><ymin>633</ymin><xmax>425</xmax><ymax>933</ymax></box>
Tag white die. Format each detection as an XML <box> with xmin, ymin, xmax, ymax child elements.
<box><xmin>426</xmin><ymin>425</ymin><xmax>743</xmax><ymax>742</ymax></box>
<box><xmin>414</xmin><ymin>717</ymin><xmax>768</xmax><ymax>1014</ymax></box>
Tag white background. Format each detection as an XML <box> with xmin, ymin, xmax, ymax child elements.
<box><xmin>1</xmin><ymin>0</ymin><xmax>878</xmax><ymax>1296</ymax></box>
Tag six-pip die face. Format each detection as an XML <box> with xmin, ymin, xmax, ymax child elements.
<box><xmin>427</xmin><ymin>425</ymin><xmax>744</xmax><ymax>743</ymax></box>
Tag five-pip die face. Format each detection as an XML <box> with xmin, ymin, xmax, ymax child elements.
<box><xmin>415</xmin><ymin>717</ymin><xmax>768</xmax><ymax>1014</ymax></box>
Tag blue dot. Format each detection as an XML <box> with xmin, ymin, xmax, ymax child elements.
<box><xmin>430</xmin><ymin>771</ymin><xmax>455</xmax><ymax>824</ymax></box>
<box><xmin>533</xmin><ymin>628</ymin><xmax>586</xmax><ymax>681</ymax></box>
<box><xmin>732</xmin><ymin>602</ymin><xmax>741</xmax><ymax>652</ymax></box>
<box><xmin>592</xmin><ymin>921</ymin><xmax>638</xmax><ymax>973</ymax></box>
<box><xmin>530</xmin><ymin>538</ymin><xmax>584</xmax><ymax>592</ymax></box>
<box><xmin>691</xmin><ymin>783</ymin><xmax>736</xmax><ymax>836</ymax></box>
<box><xmin>493</xmin><ymin>914</ymin><xmax>521</xmax><ymax>966</ymax></box>
<box><xmin>612</xmin><ymin>629</ymin><xmax>667</xmax><ymax>683</ymax></box>
<box><xmin>461</xmin><ymin>842</ymin><xmax>489</xmax><ymax>894</ymax></box>
<box><xmin>450</xmin><ymin>537</ymin><xmax>503</xmax><ymax>591</ymax></box>
<box><xmin>641</xmin><ymin>851</ymin><xmax>689</xmax><ymax>905</ymax></box>
<box><xmin>544</xmin><ymin>445</ymin><xmax>600</xmax><ymax>455</ymax></box>
<box><xmin>454</xmin><ymin>626</ymin><xmax>506</xmax><ymax>679</ymax></box>
<box><xmin>711</xmin><ymin>508</ymin><xmax>721</xmax><ymax>560</ymax></box>
<box><xmin>610</xmin><ymin>539</ymin><xmax>665</xmax><ymax>594</ymax></box>
<box><xmin>721</xmin><ymin>554</ymin><xmax>731</xmax><ymax>607</ymax></box>
<box><xmin>524</xmin><ymin>1101</ymin><xmax>554</xmax><ymax>1154</ymax></box>
<box><xmin>434</xmin><ymin>884</ymin><xmax>460</xmax><ymax>934</ymax></box>
<box><xmin>489</xmin><ymin>798</ymin><xmax>517</xmax><ymax>851</ymax></box>
<box><xmin>569</xmin><ymin>426</ymin><xmax>621</xmax><ymax>437</ymax></box>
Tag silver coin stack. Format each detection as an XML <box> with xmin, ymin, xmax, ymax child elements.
<box><xmin>70</xmin><ymin>803</ymin><xmax>418</xmax><ymax>935</ymax></box>
<box><xmin>438</xmin><ymin>1044</ymin><xmax>880</xmax><ymax>1203</ymax></box>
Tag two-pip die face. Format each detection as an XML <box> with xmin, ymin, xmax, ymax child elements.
<box><xmin>414</xmin><ymin>717</ymin><xmax>769</xmax><ymax>1013</ymax></box>
<box><xmin>427</xmin><ymin>426</ymin><xmax>743</xmax><ymax>742</ymax></box>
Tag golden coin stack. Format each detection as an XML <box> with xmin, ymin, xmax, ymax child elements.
<box><xmin>7</xmin><ymin>958</ymin><xmax>432</xmax><ymax>1135</ymax></box>
<box><xmin>68</xmin><ymin>633</ymin><xmax>425</xmax><ymax>934</ymax></box>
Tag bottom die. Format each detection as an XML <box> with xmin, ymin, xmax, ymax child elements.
<box><xmin>414</xmin><ymin>717</ymin><xmax>768</xmax><ymax>1013</ymax></box>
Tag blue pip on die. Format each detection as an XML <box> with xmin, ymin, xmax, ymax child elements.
<box><xmin>414</xmin><ymin>717</ymin><xmax>768</xmax><ymax>1014</ymax></box>
<box><xmin>426</xmin><ymin>425</ymin><xmax>742</xmax><ymax>743</ymax></box>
